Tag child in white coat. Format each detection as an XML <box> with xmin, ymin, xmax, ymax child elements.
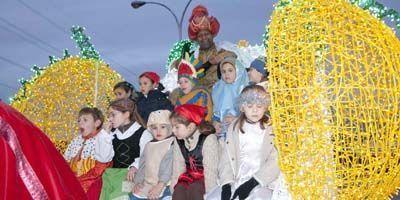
<box><xmin>209</xmin><ymin>84</ymin><xmax>280</xmax><ymax>200</ymax></box>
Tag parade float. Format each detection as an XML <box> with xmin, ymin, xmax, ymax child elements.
<box><xmin>7</xmin><ymin>0</ymin><xmax>400</xmax><ymax>198</ymax></box>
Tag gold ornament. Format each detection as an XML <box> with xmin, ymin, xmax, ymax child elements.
<box><xmin>268</xmin><ymin>0</ymin><xmax>400</xmax><ymax>199</ymax></box>
<box><xmin>11</xmin><ymin>56</ymin><xmax>122</xmax><ymax>153</ymax></box>
<box><xmin>237</xmin><ymin>40</ymin><xmax>249</xmax><ymax>48</ymax></box>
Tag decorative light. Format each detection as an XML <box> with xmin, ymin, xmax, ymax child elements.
<box><xmin>11</xmin><ymin>26</ymin><xmax>122</xmax><ymax>153</ymax></box>
<box><xmin>71</xmin><ymin>26</ymin><xmax>100</xmax><ymax>60</ymax></box>
<box><xmin>165</xmin><ymin>39</ymin><xmax>197</xmax><ymax>69</ymax></box>
<box><xmin>11</xmin><ymin>56</ymin><xmax>122</xmax><ymax>153</ymax></box>
<box><xmin>268</xmin><ymin>0</ymin><xmax>400</xmax><ymax>198</ymax></box>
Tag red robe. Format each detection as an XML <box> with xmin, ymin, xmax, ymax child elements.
<box><xmin>0</xmin><ymin>101</ymin><xmax>86</xmax><ymax>200</ymax></box>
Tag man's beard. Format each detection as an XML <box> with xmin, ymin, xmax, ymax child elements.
<box><xmin>199</xmin><ymin>39</ymin><xmax>214</xmax><ymax>50</ymax></box>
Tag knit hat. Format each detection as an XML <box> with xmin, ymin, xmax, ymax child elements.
<box><xmin>147</xmin><ymin>110</ymin><xmax>171</xmax><ymax>127</ymax></box>
<box><xmin>246</xmin><ymin>57</ymin><xmax>268</xmax><ymax>77</ymax></box>
<box><xmin>174</xmin><ymin>104</ymin><xmax>206</xmax><ymax>126</ymax></box>
<box><xmin>188</xmin><ymin>5</ymin><xmax>220</xmax><ymax>41</ymax></box>
<box><xmin>140</xmin><ymin>72</ymin><xmax>160</xmax><ymax>85</ymax></box>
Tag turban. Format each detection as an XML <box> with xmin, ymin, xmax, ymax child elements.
<box><xmin>188</xmin><ymin>5</ymin><xmax>220</xmax><ymax>40</ymax></box>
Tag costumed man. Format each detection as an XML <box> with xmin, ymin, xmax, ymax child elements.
<box><xmin>171</xmin><ymin>5</ymin><xmax>237</xmax><ymax>91</ymax></box>
<box><xmin>0</xmin><ymin>101</ymin><xmax>86</xmax><ymax>199</ymax></box>
<box><xmin>189</xmin><ymin>5</ymin><xmax>237</xmax><ymax>90</ymax></box>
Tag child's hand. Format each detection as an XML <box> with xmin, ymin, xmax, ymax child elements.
<box><xmin>126</xmin><ymin>166</ymin><xmax>137</xmax><ymax>182</ymax></box>
<box><xmin>103</xmin><ymin>120</ymin><xmax>112</xmax><ymax>133</ymax></box>
<box><xmin>148</xmin><ymin>182</ymin><xmax>165</xmax><ymax>200</ymax></box>
<box><xmin>132</xmin><ymin>183</ymin><xmax>143</xmax><ymax>194</ymax></box>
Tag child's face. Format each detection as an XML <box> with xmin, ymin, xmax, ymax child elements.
<box><xmin>247</xmin><ymin>67</ymin><xmax>263</xmax><ymax>83</ymax></box>
<box><xmin>242</xmin><ymin>103</ymin><xmax>267</xmax><ymax>123</ymax></box>
<box><xmin>213</xmin><ymin>121</ymin><xmax>222</xmax><ymax>135</ymax></box>
<box><xmin>139</xmin><ymin>76</ymin><xmax>156</xmax><ymax>95</ymax></box>
<box><xmin>149</xmin><ymin>123</ymin><xmax>171</xmax><ymax>141</ymax></box>
<box><xmin>178</xmin><ymin>77</ymin><xmax>193</xmax><ymax>95</ymax></box>
<box><xmin>78</xmin><ymin>114</ymin><xmax>100</xmax><ymax>137</ymax></box>
<box><xmin>114</xmin><ymin>88</ymin><xmax>131</xmax><ymax>100</ymax></box>
<box><xmin>171</xmin><ymin>118</ymin><xmax>196</xmax><ymax>139</ymax></box>
<box><xmin>108</xmin><ymin>107</ymin><xmax>130</xmax><ymax>128</ymax></box>
<box><xmin>221</xmin><ymin>63</ymin><xmax>236</xmax><ymax>84</ymax></box>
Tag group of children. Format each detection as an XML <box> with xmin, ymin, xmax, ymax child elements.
<box><xmin>63</xmin><ymin>55</ymin><xmax>278</xmax><ymax>200</ymax></box>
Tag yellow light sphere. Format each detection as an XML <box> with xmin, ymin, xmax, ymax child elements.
<box><xmin>11</xmin><ymin>56</ymin><xmax>122</xmax><ymax>153</ymax></box>
<box><xmin>267</xmin><ymin>0</ymin><xmax>400</xmax><ymax>199</ymax></box>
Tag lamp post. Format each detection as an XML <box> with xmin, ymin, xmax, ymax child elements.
<box><xmin>131</xmin><ymin>0</ymin><xmax>193</xmax><ymax>40</ymax></box>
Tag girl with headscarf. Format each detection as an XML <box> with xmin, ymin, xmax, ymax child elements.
<box><xmin>211</xmin><ymin>56</ymin><xmax>249</xmax><ymax>140</ymax></box>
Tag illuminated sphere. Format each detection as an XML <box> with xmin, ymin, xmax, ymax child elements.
<box><xmin>267</xmin><ymin>0</ymin><xmax>400</xmax><ymax>198</ymax></box>
<box><xmin>11</xmin><ymin>56</ymin><xmax>122</xmax><ymax>153</ymax></box>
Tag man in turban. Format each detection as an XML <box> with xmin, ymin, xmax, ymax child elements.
<box><xmin>187</xmin><ymin>5</ymin><xmax>236</xmax><ymax>91</ymax></box>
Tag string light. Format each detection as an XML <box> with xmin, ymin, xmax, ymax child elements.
<box><xmin>268</xmin><ymin>0</ymin><xmax>400</xmax><ymax>199</ymax></box>
<box><xmin>63</xmin><ymin>49</ymin><xmax>71</xmax><ymax>59</ymax></box>
<box><xmin>11</xmin><ymin>56</ymin><xmax>122</xmax><ymax>152</ymax></box>
<box><xmin>263</xmin><ymin>0</ymin><xmax>400</xmax><ymax>46</ymax></box>
<box><xmin>11</xmin><ymin>26</ymin><xmax>122</xmax><ymax>153</ymax></box>
<box><xmin>165</xmin><ymin>39</ymin><xmax>197</xmax><ymax>69</ymax></box>
<box><xmin>71</xmin><ymin>26</ymin><xmax>100</xmax><ymax>60</ymax></box>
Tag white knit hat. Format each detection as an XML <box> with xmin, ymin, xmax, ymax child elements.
<box><xmin>147</xmin><ymin>110</ymin><xmax>172</xmax><ymax>127</ymax></box>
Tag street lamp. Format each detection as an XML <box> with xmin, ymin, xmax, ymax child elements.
<box><xmin>131</xmin><ymin>0</ymin><xmax>193</xmax><ymax>40</ymax></box>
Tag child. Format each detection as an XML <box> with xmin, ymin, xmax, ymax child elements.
<box><xmin>114</xmin><ymin>81</ymin><xmax>139</xmax><ymax>101</ymax></box>
<box><xmin>99</xmin><ymin>98</ymin><xmax>153</xmax><ymax>200</ymax></box>
<box><xmin>246</xmin><ymin>57</ymin><xmax>269</xmax><ymax>87</ymax></box>
<box><xmin>64</xmin><ymin>107</ymin><xmax>113</xmax><ymax>199</ymax></box>
<box><xmin>170</xmin><ymin>104</ymin><xmax>219</xmax><ymax>200</ymax></box>
<box><xmin>174</xmin><ymin>59</ymin><xmax>213</xmax><ymax>121</ymax></box>
<box><xmin>213</xmin><ymin>84</ymin><xmax>280</xmax><ymax>200</ymax></box>
<box><xmin>211</xmin><ymin>56</ymin><xmax>248</xmax><ymax>140</ymax></box>
<box><xmin>136</xmin><ymin>71</ymin><xmax>174</xmax><ymax>123</ymax></box>
<box><xmin>131</xmin><ymin>110</ymin><xmax>174</xmax><ymax>200</ymax></box>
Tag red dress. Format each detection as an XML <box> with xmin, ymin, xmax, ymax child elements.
<box><xmin>0</xmin><ymin>101</ymin><xmax>86</xmax><ymax>199</ymax></box>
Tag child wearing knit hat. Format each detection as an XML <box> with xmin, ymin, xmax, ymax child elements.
<box><xmin>246</xmin><ymin>56</ymin><xmax>269</xmax><ymax>87</ymax></box>
<box><xmin>130</xmin><ymin>110</ymin><xmax>174</xmax><ymax>200</ymax></box>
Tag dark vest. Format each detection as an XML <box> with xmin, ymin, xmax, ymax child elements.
<box><xmin>112</xmin><ymin>126</ymin><xmax>145</xmax><ymax>168</ymax></box>
<box><xmin>177</xmin><ymin>133</ymin><xmax>208</xmax><ymax>171</ymax></box>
